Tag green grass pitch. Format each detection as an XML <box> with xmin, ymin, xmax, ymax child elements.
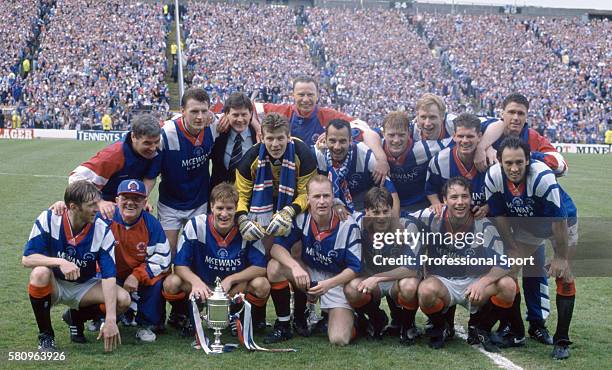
<box><xmin>0</xmin><ymin>139</ymin><xmax>611</xmax><ymax>369</ymax></box>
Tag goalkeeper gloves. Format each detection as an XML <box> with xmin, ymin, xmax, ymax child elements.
<box><xmin>237</xmin><ymin>214</ymin><xmax>266</xmax><ymax>241</ymax></box>
<box><xmin>266</xmin><ymin>206</ymin><xmax>296</xmax><ymax>236</ymax></box>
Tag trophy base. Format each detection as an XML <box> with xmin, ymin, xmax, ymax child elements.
<box><xmin>210</xmin><ymin>344</ymin><xmax>224</xmax><ymax>354</ymax></box>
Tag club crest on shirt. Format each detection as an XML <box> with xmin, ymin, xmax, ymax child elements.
<box><xmin>217</xmin><ymin>248</ymin><xmax>229</xmax><ymax>259</ymax></box>
<box><xmin>83</xmin><ymin>252</ymin><xmax>96</xmax><ymax>261</ymax></box>
<box><xmin>349</xmin><ymin>173</ymin><xmax>363</xmax><ymax>189</ymax></box>
<box><xmin>311</xmin><ymin>133</ymin><xmax>320</xmax><ymax>144</ymax></box>
<box><xmin>193</xmin><ymin>146</ymin><xmax>204</xmax><ymax>157</ymax></box>
<box><xmin>136</xmin><ymin>242</ymin><xmax>147</xmax><ymax>257</ymax></box>
<box><xmin>507</xmin><ymin>197</ymin><xmax>535</xmax><ymax>216</ymax></box>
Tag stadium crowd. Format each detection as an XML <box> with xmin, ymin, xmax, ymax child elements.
<box><xmin>183</xmin><ymin>2</ymin><xmax>320</xmax><ymax>107</ymax></box>
<box><xmin>2</xmin><ymin>2</ymin><xmax>610</xmax><ymax>143</ymax></box>
<box><xmin>0</xmin><ymin>0</ymin><xmax>52</xmax><ymax>107</ymax></box>
<box><xmin>417</xmin><ymin>14</ymin><xmax>610</xmax><ymax>143</ymax></box>
<box><xmin>18</xmin><ymin>0</ymin><xmax>169</xmax><ymax>130</ymax></box>
<box><xmin>303</xmin><ymin>8</ymin><xmax>469</xmax><ymax>126</ymax></box>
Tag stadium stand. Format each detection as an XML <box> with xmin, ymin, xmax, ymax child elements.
<box><xmin>2</xmin><ymin>1</ymin><xmax>610</xmax><ymax>143</ymax></box>
<box><xmin>20</xmin><ymin>0</ymin><xmax>169</xmax><ymax>130</ymax></box>
<box><xmin>183</xmin><ymin>2</ymin><xmax>319</xmax><ymax>107</ymax></box>
<box><xmin>0</xmin><ymin>0</ymin><xmax>48</xmax><ymax>107</ymax></box>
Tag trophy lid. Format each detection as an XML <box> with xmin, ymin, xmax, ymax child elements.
<box><xmin>209</xmin><ymin>276</ymin><xmax>228</xmax><ymax>302</ymax></box>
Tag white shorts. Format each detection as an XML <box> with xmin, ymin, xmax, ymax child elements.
<box><xmin>432</xmin><ymin>275</ymin><xmax>478</xmax><ymax>313</ymax></box>
<box><xmin>52</xmin><ymin>277</ymin><xmax>100</xmax><ymax>309</ymax></box>
<box><xmin>307</xmin><ymin>267</ymin><xmax>351</xmax><ymax>310</ymax></box>
<box><xmin>514</xmin><ymin>221</ymin><xmax>579</xmax><ymax>248</ymax></box>
<box><xmin>158</xmin><ymin>202</ymin><xmax>207</xmax><ymax>230</ymax></box>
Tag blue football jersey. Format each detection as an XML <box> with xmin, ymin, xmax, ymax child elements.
<box><xmin>426</xmin><ymin>145</ymin><xmax>487</xmax><ymax>207</ymax></box>
<box><xmin>24</xmin><ymin>211</ymin><xmax>116</xmax><ymax>283</ymax></box>
<box><xmin>159</xmin><ymin>117</ymin><xmax>220</xmax><ymax>210</ymax></box>
<box><xmin>275</xmin><ymin>211</ymin><xmax>361</xmax><ymax>274</ymax></box>
<box><xmin>174</xmin><ymin>214</ymin><xmax>266</xmax><ymax>286</ymax></box>
<box><xmin>315</xmin><ymin>142</ymin><xmax>397</xmax><ymax>210</ymax></box>
<box><xmin>484</xmin><ymin>161</ymin><xmax>576</xmax><ymax>237</ymax></box>
<box><xmin>406</xmin><ymin>208</ymin><xmax>507</xmax><ymax>278</ymax></box>
<box><xmin>386</xmin><ymin>138</ymin><xmax>451</xmax><ymax>207</ymax></box>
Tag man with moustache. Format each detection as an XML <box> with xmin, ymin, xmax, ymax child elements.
<box><xmin>250</xmin><ymin>75</ymin><xmax>390</xmax><ymax>184</ymax></box>
<box><xmin>314</xmin><ymin>119</ymin><xmax>400</xmax><ymax>215</ymax></box>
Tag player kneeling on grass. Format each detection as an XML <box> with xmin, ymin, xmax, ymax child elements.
<box><xmin>344</xmin><ymin>187</ymin><xmax>422</xmax><ymax>344</ymax></box>
<box><xmin>106</xmin><ymin>179</ymin><xmax>171</xmax><ymax>342</ymax></box>
<box><xmin>162</xmin><ymin>183</ymin><xmax>270</xmax><ymax>341</ymax></box>
<box><xmin>413</xmin><ymin>177</ymin><xmax>516</xmax><ymax>352</ymax></box>
<box><xmin>23</xmin><ymin>180</ymin><xmax>129</xmax><ymax>352</ymax></box>
<box><xmin>266</xmin><ymin>175</ymin><xmax>361</xmax><ymax>345</ymax></box>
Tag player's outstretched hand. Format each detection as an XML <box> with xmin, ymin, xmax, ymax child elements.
<box><xmin>266</xmin><ymin>206</ymin><xmax>295</xmax><ymax>236</ymax></box>
<box><xmin>308</xmin><ymin>279</ymin><xmax>331</xmax><ymax>297</ymax></box>
<box><xmin>59</xmin><ymin>260</ymin><xmax>80</xmax><ymax>281</ymax></box>
<box><xmin>98</xmin><ymin>200</ymin><xmax>116</xmax><ymax>219</ymax></box>
<box><xmin>49</xmin><ymin>201</ymin><xmax>66</xmax><ymax>215</ymax></box>
<box><xmin>97</xmin><ymin>320</ymin><xmax>121</xmax><ymax>352</ymax></box>
<box><xmin>291</xmin><ymin>265</ymin><xmax>310</xmax><ymax>292</ymax></box>
<box><xmin>190</xmin><ymin>282</ymin><xmax>212</xmax><ymax>301</ymax></box>
<box><xmin>144</xmin><ymin>200</ymin><xmax>155</xmax><ymax>213</ymax></box>
<box><xmin>372</xmin><ymin>158</ymin><xmax>390</xmax><ymax>185</ymax></box>
<box><xmin>238</xmin><ymin>215</ymin><xmax>266</xmax><ymax>241</ymax></box>
<box><xmin>472</xmin><ymin>204</ymin><xmax>489</xmax><ymax>220</ymax></box>
<box><xmin>123</xmin><ymin>274</ymin><xmax>139</xmax><ymax>293</ymax></box>
<box><xmin>548</xmin><ymin>257</ymin><xmax>571</xmax><ymax>281</ymax></box>
<box><xmin>216</xmin><ymin>114</ymin><xmax>229</xmax><ymax>133</ymax></box>
<box><xmin>357</xmin><ymin>277</ymin><xmax>379</xmax><ymax>295</ymax></box>
<box><xmin>333</xmin><ymin>204</ymin><xmax>350</xmax><ymax>221</ymax></box>
<box><xmin>429</xmin><ymin>203</ymin><xmax>445</xmax><ymax>220</ymax></box>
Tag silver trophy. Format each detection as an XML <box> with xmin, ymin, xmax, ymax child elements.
<box><xmin>203</xmin><ymin>277</ymin><xmax>230</xmax><ymax>354</ymax></box>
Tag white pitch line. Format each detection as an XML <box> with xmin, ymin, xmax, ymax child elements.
<box><xmin>0</xmin><ymin>172</ymin><xmax>67</xmax><ymax>179</ymax></box>
<box><xmin>455</xmin><ymin>325</ymin><xmax>524</xmax><ymax>370</ymax></box>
